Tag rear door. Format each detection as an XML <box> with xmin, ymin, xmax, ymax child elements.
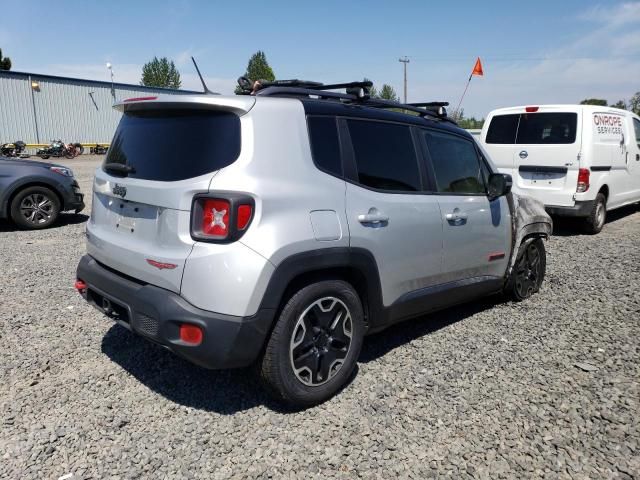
<box><xmin>342</xmin><ymin>118</ymin><xmax>444</xmax><ymax>308</ymax></box>
<box><xmin>484</xmin><ymin>108</ymin><xmax>581</xmax><ymax>207</ymax></box>
<box><xmin>88</xmin><ymin>104</ymin><xmax>244</xmax><ymax>292</ymax></box>
<box><xmin>422</xmin><ymin>129</ymin><xmax>511</xmax><ymax>281</ymax></box>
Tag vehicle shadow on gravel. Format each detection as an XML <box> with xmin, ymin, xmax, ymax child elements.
<box><xmin>102</xmin><ymin>296</ymin><xmax>505</xmax><ymax>414</ymax></box>
<box><xmin>0</xmin><ymin>213</ymin><xmax>89</xmax><ymax>232</ymax></box>
<box><xmin>101</xmin><ymin>324</ymin><xmax>288</xmax><ymax>414</ymax></box>
<box><xmin>359</xmin><ymin>295</ymin><xmax>505</xmax><ymax>363</ymax></box>
<box><xmin>552</xmin><ymin>204</ymin><xmax>638</xmax><ymax>236</ymax></box>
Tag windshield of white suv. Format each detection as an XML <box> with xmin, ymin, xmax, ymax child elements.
<box><xmin>104</xmin><ymin>109</ymin><xmax>241</xmax><ymax>181</ymax></box>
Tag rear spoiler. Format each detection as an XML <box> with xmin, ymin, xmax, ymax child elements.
<box><xmin>113</xmin><ymin>95</ymin><xmax>256</xmax><ymax>116</ymax></box>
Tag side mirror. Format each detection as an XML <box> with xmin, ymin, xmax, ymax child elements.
<box><xmin>487</xmin><ymin>173</ymin><xmax>512</xmax><ymax>200</ymax></box>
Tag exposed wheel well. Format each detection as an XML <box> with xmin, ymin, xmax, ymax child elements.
<box><xmin>599</xmin><ymin>185</ymin><xmax>609</xmax><ymax>201</ymax></box>
<box><xmin>5</xmin><ymin>182</ymin><xmax>63</xmax><ymax>218</ymax></box>
<box><xmin>278</xmin><ymin>267</ymin><xmax>371</xmax><ymax>328</ymax></box>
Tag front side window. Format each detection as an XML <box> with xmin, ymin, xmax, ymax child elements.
<box><xmin>424</xmin><ymin>131</ymin><xmax>486</xmax><ymax>194</ymax></box>
<box><xmin>347</xmin><ymin>119</ymin><xmax>421</xmax><ymax>192</ymax></box>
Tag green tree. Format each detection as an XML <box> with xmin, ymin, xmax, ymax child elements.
<box><xmin>378</xmin><ymin>84</ymin><xmax>399</xmax><ymax>102</ymax></box>
<box><xmin>580</xmin><ymin>98</ymin><xmax>607</xmax><ymax>106</ymax></box>
<box><xmin>140</xmin><ymin>57</ymin><xmax>181</xmax><ymax>89</ymax></box>
<box><xmin>235</xmin><ymin>51</ymin><xmax>275</xmax><ymax>93</ymax></box>
<box><xmin>0</xmin><ymin>48</ymin><xmax>11</xmax><ymax>70</ymax></box>
<box><xmin>610</xmin><ymin>100</ymin><xmax>627</xmax><ymax>110</ymax></box>
<box><xmin>629</xmin><ymin>92</ymin><xmax>640</xmax><ymax>115</ymax></box>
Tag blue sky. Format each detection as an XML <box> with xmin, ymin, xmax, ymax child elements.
<box><xmin>2</xmin><ymin>0</ymin><xmax>639</xmax><ymax>117</ymax></box>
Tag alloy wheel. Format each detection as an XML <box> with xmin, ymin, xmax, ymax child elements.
<box><xmin>20</xmin><ymin>193</ymin><xmax>54</xmax><ymax>225</ymax></box>
<box><xmin>514</xmin><ymin>242</ymin><xmax>542</xmax><ymax>299</ymax></box>
<box><xmin>289</xmin><ymin>297</ymin><xmax>353</xmax><ymax>386</ymax></box>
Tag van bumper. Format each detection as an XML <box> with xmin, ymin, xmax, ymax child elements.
<box><xmin>545</xmin><ymin>200</ymin><xmax>593</xmax><ymax>218</ymax></box>
<box><xmin>76</xmin><ymin>255</ymin><xmax>274</xmax><ymax>369</ymax></box>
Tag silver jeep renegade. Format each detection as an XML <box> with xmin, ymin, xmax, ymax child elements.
<box><xmin>76</xmin><ymin>80</ymin><xmax>552</xmax><ymax>407</ymax></box>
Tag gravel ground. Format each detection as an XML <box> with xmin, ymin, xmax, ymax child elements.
<box><xmin>1</xmin><ymin>155</ymin><xmax>639</xmax><ymax>479</ymax></box>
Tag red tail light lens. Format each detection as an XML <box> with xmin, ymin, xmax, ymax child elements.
<box><xmin>179</xmin><ymin>324</ymin><xmax>203</xmax><ymax>345</ymax></box>
<box><xmin>237</xmin><ymin>204</ymin><xmax>253</xmax><ymax>230</ymax></box>
<box><xmin>577</xmin><ymin>168</ymin><xmax>590</xmax><ymax>193</ymax></box>
<box><xmin>191</xmin><ymin>194</ymin><xmax>254</xmax><ymax>243</ymax></box>
<box><xmin>200</xmin><ymin>199</ymin><xmax>230</xmax><ymax>239</ymax></box>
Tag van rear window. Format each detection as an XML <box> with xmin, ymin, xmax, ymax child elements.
<box><xmin>486</xmin><ymin>112</ymin><xmax>578</xmax><ymax>145</ymax></box>
<box><xmin>104</xmin><ymin>110</ymin><xmax>241</xmax><ymax>181</ymax></box>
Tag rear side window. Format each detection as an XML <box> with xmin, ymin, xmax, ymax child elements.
<box><xmin>486</xmin><ymin>114</ymin><xmax>519</xmax><ymax>144</ymax></box>
<box><xmin>307</xmin><ymin>116</ymin><xmax>342</xmax><ymax>177</ymax></box>
<box><xmin>634</xmin><ymin>118</ymin><xmax>640</xmax><ymax>148</ymax></box>
<box><xmin>347</xmin><ymin>120</ymin><xmax>421</xmax><ymax>192</ymax></box>
<box><xmin>517</xmin><ymin>112</ymin><xmax>577</xmax><ymax>144</ymax></box>
<box><xmin>424</xmin><ymin>131</ymin><xmax>486</xmax><ymax>194</ymax></box>
<box><xmin>105</xmin><ymin>110</ymin><xmax>241</xmax><ymax>181</ymax></box>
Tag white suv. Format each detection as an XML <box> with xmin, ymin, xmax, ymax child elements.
<box><xmin>76</xmin><ymin>82</ymin><xmax>552</xmax><ymax>407</ymax></box>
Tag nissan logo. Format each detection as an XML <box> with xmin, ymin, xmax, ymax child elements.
<box><xmin>112</xmin><ymin>184</ymin><xmax>127</xmax><ymax>198</ymax></box>
<box><xmin>519</xmin><ymin>150</ymin><xmax>528</xmax><ymax>159</ymax></box>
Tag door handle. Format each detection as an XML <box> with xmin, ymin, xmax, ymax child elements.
<box><xmin>445</xmin><ymin>209</ymin><xmax>468</xmax><ymax>224</ymax></box>
<box><xmin>358</xmin><ymin>213</ymin><xmax>389</xmax><ymax>224</ymax></box>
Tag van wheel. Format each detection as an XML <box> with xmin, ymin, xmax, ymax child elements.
<box><xmin>504</xmin><ymin>238</ymin><xmax>546</xmax><ymax>301</ymax></box>
<box><xmin>260</xmin><ymin>280</ymin><xmax>365</xmax><ymax>408</ymax></box>
<box><xmin>584</xmin><ymin>193</ymin><xmax>606</xmax><ymax>234</ymax></box>
<box><xmin>10</xmin><ymin>186</ymin><xmax>61</xmax><ymax>229</ymax></box>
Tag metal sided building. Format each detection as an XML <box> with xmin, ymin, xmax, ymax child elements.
<box><xmin>0</xmin><ymin>70</ymin><xmax>198</xmax><ymax>144</ymax></box>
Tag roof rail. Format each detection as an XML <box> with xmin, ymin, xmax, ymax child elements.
<box><xmin>250</xmin><ymin>79</ymin><xmax>457</xmax><ymax>124</ymax></box>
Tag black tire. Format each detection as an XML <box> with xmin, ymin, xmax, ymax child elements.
<box><xmin>260</xmin><ymin>280</ymin><xmax>365</xmax><ymax>408</ymax></box>
<box><xmin>583</xmin><ymin>193</ymin><xmax>606</xmax><ymax>234</ymax></box>
<box><xmin>10</xmin><ymin>186</ymin><xmax>61</xmax><ymax>230</ymax></box>
<box><xmin>504</xmin><ymin>238</ymin><xmax>546</xmax><ymax>301</ymax></box>
<box><xmin>39</xmin><ymin>155</ymin><xmax>50</xmax><ymax>159</ymax></box>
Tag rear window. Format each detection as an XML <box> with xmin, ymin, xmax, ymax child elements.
<box><xmin>486</xmin><ymin>112</ymin><xmax>578</xmax><ymax>145</ymax></box>
<box><xmin>104</xmin><ymin>109</ymin><xmax>241</xmax><ymax>181</ymax></box>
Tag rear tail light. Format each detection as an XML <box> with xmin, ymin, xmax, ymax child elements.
<box><xmin>179</xmin><ymin>324</ymin><xmax>203</xmax><ymax>346</ymax></box>
<box><xmin>577</xmin><ymin>168</ymin><xmax>590</xmax><ymax>193</ymax></box>
<box><xmin>191</xmin><ymin>194</ymin><xmax>254</xmax><ymax>243</ymax></box>
<box><xmin>525</xmin><ymin>106</ymin><xmax>539</xmax><ymax>113</ymax></box>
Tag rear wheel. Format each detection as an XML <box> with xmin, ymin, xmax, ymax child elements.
<box><xmin>260</xmin><ymin>280</ymin><xmax>365</xmax><ymax>408</ymax></box>
<box><xmin>504</xmin><ymin>238</ymin><xmax>546</xmax><ymax>301</ymax></box>
<box><xmin>583</xmin><ymin>193</ymin><xmax>606</xmax><ymax>234</ymax></box>
<box><xmin>10</xmin><ymin>186</ymin><xmax>61</xmax><ymax>229</ymax></box>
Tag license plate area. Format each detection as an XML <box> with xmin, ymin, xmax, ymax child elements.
<box><xmin>112</xmin><ymin>200</ymin><xmax>158</xmax><ymax>234</ymax></box>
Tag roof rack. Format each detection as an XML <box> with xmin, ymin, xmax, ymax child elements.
<box><xmin>254</xmin><ymin>81</ymin><xmax>456</xmax><ymax>124</ymax></box>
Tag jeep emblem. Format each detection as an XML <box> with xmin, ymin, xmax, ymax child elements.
<box><xmin>112</xmin><ymin>184</ymin><xmax>127</xmax><ymax>198</ymax></box>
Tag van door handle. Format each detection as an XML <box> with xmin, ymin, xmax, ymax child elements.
<box><xmin>636</xmin><ymin>154</ymin><xmax>640</xmax><ymax>161</ymax></box>
<box><xmin>445</xmin><ymin>209</ymin><xmax>468</xmax><ymax>224</ymax></box>
<box><xmin>358</xmin><ymin>212</ymin><xmax>389</xmax><ymax>224</ymax></box>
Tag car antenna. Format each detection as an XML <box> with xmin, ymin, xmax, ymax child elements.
<box><xmin>191</xmin><ymin>56</ymin><xmax>219</xmax><ymax>95</ymax></box>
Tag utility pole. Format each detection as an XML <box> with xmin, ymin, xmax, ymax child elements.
<box><xmin>399</xmin><ymin>56</ymin><xmax>410</xmax><ymax>103</ymax></box>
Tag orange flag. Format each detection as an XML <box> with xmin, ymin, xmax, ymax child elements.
<box><xmin>471</xmin><ymin>57</ymin><xmax>484</xmax><ymax>76</ymax></box>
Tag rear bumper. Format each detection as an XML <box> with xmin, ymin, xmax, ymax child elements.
<box><xmin>76</xmin><ymin>255</ymin><xmax>274</xmax><ymax>369</ymax></box>
<box><xmin>546</xmin><ymin>200</ymin><xmax>593</xmax><ymax>218</ymax></box>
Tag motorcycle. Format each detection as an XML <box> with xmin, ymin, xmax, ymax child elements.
<box><xmin>1</xmin><ymin>140</ymin><xmax>27</xmax><ymax>157</ymax></box>
<box><xmin>90</xmin><ymin>144</ymin><xmax>108</xmax><ymax>155</ymax></box>
<box><xmin>37</xmin><ymin>140</ymin><xmax>80</xmax><ymax>159</ymax></box>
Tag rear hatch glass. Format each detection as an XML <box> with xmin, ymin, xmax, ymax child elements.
<box><xmin>486</xmin><ymin>112</ymin><xmax>578</xmax><ymax>145</ymax></box>
<box><xmin>104</xmin><ymin>109</ymin><xmax>241</xmax><ymax>181</ymax></box>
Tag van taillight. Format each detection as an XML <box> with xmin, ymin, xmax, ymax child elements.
<box><xmin>191</xmin><ymin>195</ymin><xmax>254</xmax><ymax>243</ymax></box>
<box><xmin>577</xmin><ymin>168</ymin><xmax>590</xmax><ymax>193</ymax></box>
<box><xmin>525</xmin><ymin>106</ymin><xmax>539</xmax><ymax>113</ymax></box>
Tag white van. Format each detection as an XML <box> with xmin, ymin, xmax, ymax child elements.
<box><xmin>480</xmin><ymin>105</ymin><xmax>640</xmax><ymax>233</ymax></box>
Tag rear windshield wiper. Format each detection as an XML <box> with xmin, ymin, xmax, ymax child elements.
<box><xmin>104</xmin><ymin>163</ymin><xmax>136</xmax><ymax>176</ymax></box>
